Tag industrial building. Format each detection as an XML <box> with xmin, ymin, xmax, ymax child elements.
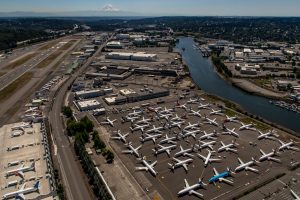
<box><xmin>75</xmin><ymin>88</ymin><xmax>113</xmax><ymax>99</ymax></box>
<box><xmin>106</xmin><ymin>41</ymin><xmax>123</xmax><ymax>49</ymax></box>
<box><xmin>105</xmin><ymin>52</ymin><xmax>157</xmax><ymax>62</ymax></box>
<box><xmin>76</xmin><ymin>99</ymin><xmax>102</xmax><ymax>111</ymax></box>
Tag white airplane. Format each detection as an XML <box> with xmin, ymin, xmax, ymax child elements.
<box><xmin>168</xmin><ymin>157</ymin><xmax>193</xmax><ymax>172</ymax></box>
<box><xmin>159</xmin><ymin>107</ymin><xmax>174</xmax><ymax>114</ymax></box>
<box><xmin>208</xmin><ymin>168</ymin><xmax>234</xmax><ymax>185</ymax></box>
<box><xmin>197</xmin><ymin>140</ymin><xmax>216</xmax><ymax>151</ymax></box>
<box><xmin>199</xmin><ymin>131</ymin><xmax>218</xmax><ymax>140</ymax></box>
<box><xmin>187</xmin><ymin>98</ymin><xmax>199</xmax><ymax>104</ymax></box>
<box><xmin>234</xmin><ymin>157</ymin><xmax>259</xmax><ymax>173</ymax></box>
<box><xmin>147</xmin><ymin>106</ymin><xmax>162</xmax><ymax>113</ymax></box>
<box><xmin>6</xmin><ymin>162</ymin><xmax>35</xmax><ymax>179</ymax></box>
<box><xmin>175</xmin><ymin>145</ymin><xmax>197</xmax><ymax>158</ymax></box>
<box><xmin>184</xmin><ymin>122</ymin><xmax>201</xmax><ymax>130</ymax></box>
<box><xmin>189</xmin><ymin>109</ymin><xmax>202</xmax><ymax>117</ymax></box>
<box><xmin>239</xmin><ymin>122</ymin><xmax>256</xmax><ymax>131</ymax></box>
<box><xmin>111</xmin><ymin>130</ymin><xmax>129</xmax><ymax>143</ymax></box>
<box><xmin>25</xmin><ymin>107</ymin><xmax>39</xmax><ymax>114</ymax></box>
<box><xmin>218</xmin><ymin>140</ymin><xmax>238</xmax><ymax>153</ymax></box>
<box><xmin>101</xmin><ymin>117</ymin><xmax>117</xmax><ymax>127</ymax></box>
<box><xmin>176</xmin><ymin>102</ymin><xmax>188</xmax><ymax>111</ymax></box>
<box><xmin>198</xmin><ymin>150</ymin><xmax>221</xmax><ymax>167</ymax></box>
<box><xmin>222</xmin><ymin>127</ymin><xmax>239</xmax><ymax>137</ymax></box>
<box><xmin>182</xmin><ymin>129</ymin><xmax>201</xmax><ymax>139</ymax></box>
<box><xmin>170</xmin><ymin>114</ymin><xmax>183</xmax><ymax>122</ymax></box>
<box><xmin>257</xmin><ymin>130</ymin><xmax>278</xmax><ymax>140</ymax></box>
<box><xmin>146</xmin><ymin>125</ymin><xmax>164</xmax><ymax>134</ymax></box>
<box><xmin>278</xmin><ymin>140</ymin><xmax>299</xmax><ymax>151</ymax></box>
<box><xmin>224</xmin><ymin>115</ymin><xmax>239</xmax><ymax>123</ymax></box>
<box><xmin>122</xmin><ymin>142</ymin><xmax>142</xmax><ymax>158</ymax></box>
<box><xmin>203</xmin><ymin>116</ymin><xmax>219</xmax><ymax>127</ymax></box>
<box><xmin>291</xmin><ymin>189</ymin><xmax>300</xmax><ymax>200</ymax></box>
<box><xmin>167</xmin><ymin>120</ymin><xmax>185</xmax><ymax>129</ymax></box>
<box><xmin>11</xmin><ymin>122</ymin><xmax>32</xmax><ymax>131</ymax></box>
<box><xmin>177</xmin><ymin>178</ymin><xmax>206</xmax><ymax>198</ymax></box>
<box><xmin>198</xmin><ymin>103</ymin><xmax>210</xmax><ymax>110</ymax></box>
<box><xmin>135</xmin><ymin>157</ymin><xmax>158</xmax><ymax>177</ymax></box>
<box><xmin>135</xmin><ymin>117</ymin><xmax>151</xmax><ymax>125</ymax></box>
<box><xmin>130</xmin><ymin>124</ymin><xmax>150</xmax><ymax>133</ymax></box>
<box><xmin>2</xmin><ymin>181</ymin><xmax>40</xmax><ymax>200</ymax></box>
<box><xmin>128</xmin><ymin>110</ymin><xmax>143</xmax><ymax>117</ymax></box>
<box><xmin>259</xmin><ymin>149</ymin><xmax>281</xmax><ymax>163</ymax></box>
<box><xmin>158</xmin><ymin>113</ymin><xmax>173</xmax><ymax>120</ymax></box>
<box><xmin>152</xmin><ymin>144</ymin><xmax>177</xmax><ymax>156</ymax></box>
<box><xmin>140</xmin><ymin>133</ymin><xmax>162</xmax><ymax>143</ymax></box>
<box><xmin>126</xmin><ymin>115</ymin><xmax>140</xmax><ymax>122</ymax></box>
<box><xmin>159</xmin><ymin>134</ymin><xmax>178</xmax><ymax>145</ymax></box>
<box><xmin>210</xmin><ymin>109</ymin><xmax>224</xmax><ymax>116</ymax></box>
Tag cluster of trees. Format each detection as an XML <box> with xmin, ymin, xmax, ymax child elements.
<box><xmin>211</xmin><ymin>54</ymin><xmax>233</xmax><ymax>77</ymax></box>
<box><xmin>92</xmin><ymin>131</ymin><xmax>114</xmax><ymax>163</ymax></box>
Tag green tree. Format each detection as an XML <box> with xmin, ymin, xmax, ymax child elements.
<box><xmin>62</xmin><ymin>106</ymin><xmax>73</xmax><ymax>118</ymax></box>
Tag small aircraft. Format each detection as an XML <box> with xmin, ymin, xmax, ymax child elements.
<box><xmin>135</xmin><ymin>157</ymin><xmax>158</xmax><ymax>177</ymax></box>
<box><xmin>159</xmin><ymin>107</ymin><xmax>175</xmax><ymax>114</ymax></box>
<box><xmin>126</xmin><ymin>115</ymin><xmax>140</xmax><ymax>122</ymax></box>
<box><xmin>6</xmin><ymin>162</ymin><xmax>35</xmax><ymax>179</ymax></box>
<box><xmin>176</xmin><ymin>102</ymin><xmax>188</xmax><ymax>111</ymax></box>
<box><xmin>168</xmin><ymin>157</ymin><xmax>193</xmax><ymax>172</ymax></box>
<box><xmin>140</xmin><ymin>133</ymin><xmax>162</xmax><ymax>143</ymax></box>
<box><xmin>130</xmin><ymin>124</ymin><xmax>150</xmax><ymax>133</ymax></box>
<box><xmin>181</xmin><ymin>129</ymin><xmax>201</xmax><ymax>139</ymax></box>
<box><xmin>183</xmin><ymin>122</ymin><xmax>201</xmax><ymax>130</ymax></box>
<box><xmin>166</xmin><ymin>120</ymin><xmax>185</xmax><ymax>129</ymax></box>
<box><xmin>145</xmin><ymin>125</ymin><xmax>164</xmax><ymax>134</ymax></box>
<box><xmin>111</xmin><ymin>130</ymin><xmax>129</xmax><ymax>143</ymax></box>
<box><xmin>152</xmin><ymin>144</ymin><xmax>177</xmax><ymax>156</ymax></box>
<box><xmin>122</xmin><ymin>142</ymin><xmax>142</xmax><ymax>158</ymax></box>
<box><xmin>127</xmin><ymin>110</ymin><xmax>143</xmax><ymax>117</ymax></box>
<box><xmin>203</xmin><ymin>116</ymin><xmax>219</xmax><ymax>127</ymax></box>
<box><xmin>177</xmin><ymin>178</ymin><xmax>206</xmax><ymax>198</ymax></box>
<box><xmin>101</xmin><ymin>117</ymin><xmax>117</xmax><ymax>127</ymax></box>
<box><xmin>147</xmin><ymin>106</ymin><xmax>161</xmax><ymax>113</ymax></box>
<box><xmin>291</xmin><ymin>189</ymin><xmax>300</xmax><ymax>200</ymax></box>
<box><xmin>239</xmin><ymin>122</ymin><xmax>256</xmax><ymax>131</ymax></box>
<box><xmin>257</xmin><ymin>130</ymin><xmax>278</xmax><ymax>140</ymax></box>
<box><xmin>170</xmin><ymin>114</ymin><xmax>183</xmax><ymax>122</ymax></box>
<box><xmin>208</xmin><ymin>168</ymin><xmax>233</xmax><ymax>185</ymax></box>
<box><xmin>197</xmin><ymin>150</ymin><xmax>221</xmax><ymax>167</ymax></box>
<box><xmin>222</xmin><ymin>126</ymin><xmax>239</xmax><ymax>137</ymax></box>
<box><xmin>210</xmin><ymin>109</ymin><xmax>224</xmax><ymax>116</ymax></box>
<box><xmin>159</xmin><ymin>134</ymin><xmax>178</xmax><ymax>145</ymax></box>
<box><xmin>258</xmin><ymin>149</ymin><xmax>281</xmax><ymax>163</ymax></box>
<box><xmin>157</xmin><ymin>113</ymin><xmax>173</xmax><ymax>120</ymax></box>
<box><xmin>198</xmin><ymin>103</ymin><xmax>210</xmax><ymax>110</ymax></box>
<box><xmin>2</xmin><ymin>181</ymin><xmax>40</xmax><ymax>200</ymax></box>
<box><xmin>135</xmin><ymin>117</ymin><xmax>151</xmax><ymax>125</ymax></box>
<box><xmin>189</xmin><ymin>109</ymin><xmax>202</xmax><ymax>117</ymax></box>
<box><xmin>224</xmin><ymin>115</ymin><xmax>239</xmax><ymax>123</ymax></box>
<box><xmin>199</xmin><ymin>130</ymin><xmax>218</xmax><ymax>140</ymax></box>
<box><xmin>278</xmin><ymin>140</ymin><xmax>299</xmax><ymax>151</ymax></box>
<box><xmin>234</xmin><ymin>157</ymin><xmax>259</xmax><ymax>173</ymax></box>
<box><xmin>197</xmin><ymin>140</ymin><xmax>216</xmax><ymax>151</ymax></box>
<box><xmin>187</xmin><ymin>98</ymin><xmax>199</xmax><ymax>104</ymax></box>
<box><xmin>174</xmin><ymin>145</ymin><xmax>197</xmax><ymax>158</ymax></box>
<box><xmin>218</xmin><ymin>140</ymin><xmax>238</xmax><ymax>153</ymax></box>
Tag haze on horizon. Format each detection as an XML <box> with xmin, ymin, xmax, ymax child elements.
<box><xmin>0</xmin><ymin>0</ymin><xmax>300</xmax><ymax>17</ymax></box>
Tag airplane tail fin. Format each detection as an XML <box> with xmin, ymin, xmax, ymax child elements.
<box><xmin>34</xmin><ymin>181</ymin><xmax>40</xmax><ymax>190</ymax></box>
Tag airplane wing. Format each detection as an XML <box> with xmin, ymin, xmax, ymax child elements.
<box><xmin>198</xmin><ymin>153</ymin><xmax>206</xmax><ymax>160</ymax></box>
<box><xmin>173</xmin><ymin>157</ymin><xmax>180</xmax><ymax>163</ymax></box>
<box><xmin>213</xmin><ymin>168</ymin><xmax>218</xmax><ymax>175</ymax></box>
<box><xmin>238</xmin><ymin>158</ymin><xmax>244</xmax><ymax>164</ymax></box>
<box><xmin>16</xmin><ymin>171</ymin><xmax>25</xmax><ymax>179</ymax></box>
<box><xmin>136</xmin><ymin>145</ymin><xmax>142</xmax><ymax>150</ymax></box>
<box><xmin>16</xmin><ymin>193</ymin><xmax>26</xmax><ymax>200</ymax></box>
<box><xmin>150</xmin><ymin>161</ymin><xmax>157</xmax><ymax>167</ymax></box>
<box><xmin>183</xmin><ymin>164</ymin><xmax>188</xmax><ymax>172</ymax></box>
<box><xmin>210</xmin><ymin>158</ymin><xmax>221</xmax><ymax>162</ymax></box>
<box><xmin>246</xmin><ymin>167</ymin><xmax>259</xmax><ymax>173</ymax></box>
<box><xmin>136</xmin><ymin>167</ymin><xmax>148</xmax><ymax>171</ymax></box>
<box><xmin>189</xmin><ymin>190</ymin><xmax>203</xmax><ymax>197</ymax></box>
<box><xmin>166</xmin><ymin>149</ymin><xmax>171</xmax><ymax>156</ymax></box>
<box><xmin>122</xmin><ymin>150</ymin><xmax>133</xmax><ymax>154</ymax></box>
<box><xmin>184</xmin><ymin>179</ymin><xmax>189</xmax><ymax>188</ymax></box>
<box><xmin>219</xmin><ymin>177</ymin><xmax>233</xmax><ymax>185</ymax></box>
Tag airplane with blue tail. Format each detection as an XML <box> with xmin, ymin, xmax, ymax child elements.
<box><xmin>208</xmin><ymin>167</ymin><xmax>234</xmax><ymax>185</ymax></box>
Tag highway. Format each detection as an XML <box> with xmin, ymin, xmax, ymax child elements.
<box><xmin>48</xmin><ymin>37</ymin><xmax>110</xmax><ymax>200</ymax></box>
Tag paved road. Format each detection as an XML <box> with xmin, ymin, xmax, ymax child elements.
<box><xmin>48</xmin><ymin>36</ymin><xmax>110</xmax><ymax>200</ymax></box>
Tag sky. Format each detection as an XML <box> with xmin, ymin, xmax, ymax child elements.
<box><xmin>1</xmin><ymin>0</ymin><xmax>300</xmax><ymax>16</ymax></box>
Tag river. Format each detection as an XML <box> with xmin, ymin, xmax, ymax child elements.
<box><xmin>175</xmin><ymin>37</ymin><xmax>300</xmax><ymax>133</ymax></box>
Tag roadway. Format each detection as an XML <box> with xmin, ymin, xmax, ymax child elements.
<box><xmin>48</xmin><ymin>36</ymin><xmax>111</xmax><ymax>200</ymax></box>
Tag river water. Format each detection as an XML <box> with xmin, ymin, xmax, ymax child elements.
<box><xmin>175</xmin><ymin>37</ymin><xmax>300</xmax><ymax>133</ymax></box>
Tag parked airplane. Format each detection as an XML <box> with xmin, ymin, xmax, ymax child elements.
<box><xmin>128</xmin><ymin>110</ymin><xmax>143</xmax><ymax>117</ymax></box>
<box><xmin>168</xmin><ymin>157</ymin><xmax>193</xmax><ymax>172</ymax></box>
<box><xmin>135</xmin><ymin>117</ymin><xmax>151</xmax><ymax>125</ymax></box>
<box><xmin>218</xmin><ymin>140</ymin><xmax>238</xmax><ymax>153</ymax></box>
<box><xmin>199</xmin><ymin>131</ymin><xmax>218</xmax><ymax>140</ymax></box>
<box><xmin>111</xmin><ymin>130</ymin><xmax>129</xmax><ymax>143</ymax></box>
<box><xmin>135</xmin><ymin>157</ymin><xmax>158</xmax><ymax>177</ymax></box>
<box><xmin>210</xmin><ymin>109</ymin><xmax>224</xmax><ymax>116</ymax></box>
<box><xmin>198</xmin><ymin>150</ymin><xmax>221</xmax><ymax>167</ymax></box>
<box><xmin>177</xmin><ymin>178</ymin><xmax>206</xmax><ymax>198</ymax></box>
<box><xmin>224</xmin><ymin>115</ymin><xmax>239</xmax><ymax>123</ymax></box>
<box><xmin>170</xmin><ymin>114</ymin><xmax>183</xmax><ymax>122</ymax></box>
<box><xmin>101</xmin><ymin>117</ymin><xmax>117</xmax><ymax>127</ymax></box>
<box><xmin>158</xmin><ymin>113</ymin><xmax>173</xmax><ymax>120</ymax></box>
<box><xmin>291</xmin><ymin>189</ymin><xmax>300</xmax><ymax>200</ymax></box>
<box><xmin>2</xmin><ymin>181</ymin><xmax>40</xmax><ymax>200</ymax></box>
<box><xmin>11</xmin><ymin>122</ymin><xmax>32</xmax><ymax>131</ymax></box>
<box><xmin>222</xmin><ymin>126</ymin><xmax>239</xmax><ymax>137</ymax></box>
<box><xmin>181</xmin><ymin>129</ymin><xmax>201</xmax><ymax>139</ymax></box>
<box><xmin>147</xmin><ymin>106</ymin><xmax>162</xmax><ymax>113</ymax></box>
<box><xmin>159</xmin><ymin>134</ymin><xmax>178</xmax><ymax>145</ymax></box>
<box><xmin>234</xmin><ymin>158</ymin><xmax>259</xmax><ymax>173</ymax></box>
<box><xmin>140</xmin><ymin>133</ymin><xmax>162</xmax><ymax>143</ymax></box>
<box><xmin>203</xmin><ymin>116</ymin><xmax>219</xmax><ymax>127</ymax></box>
<box><xmin>198</xmin><ymin>103</ymin><xmax>210</xmax><ymax>110</ymax></box>
<box><xmin>257</xmin><ymin>130</ymin><xmax>278</xmax><ymax>140</ymax></box>
<box><xmin>153</xmin><ymin>144</ymin><xmax>177</xmax><ymax>156</ymax></box>
<box><xmin>239</xmin><ymin>122</ymin><xmax>256</xmax><ymax>131</ymax></box>
<box><xmin>146</xmin><ymin>125</ymin><xmax>164</xmax><ymax>134</ymax></box>
<box><xmin>187</xmin><ymin>98</ymin><xmax>199</xmax><ymax>104</ymax></box>
<box><xmin>208</xmin><ymin>168</ymin><xmax>233</xmax><ymax>185</ymax></box>
<box><xmin>130</xmin><ymin>124</ymin><xmax>150</xmax><ymax>133</ymax></box>
<box><xmin>278</xmin><ymin>140</ymin><xmax>299</xmax><ymax>151</ymax></box>
<box><xmin>176</xmin><ymin>102</ymin><xmax>188</xmax><ymax>111</ymax></box>
<box><xmin>189</xmin><ymin>109</ymin><xmax>202</xmax><ymax>117</ymax></box>
<box><xmin>122</xmin><ymin>142</ymin><xmax>142</xmax><ymax>158</ymax></box>
<box><xmin>175</xmin><ymin>145</ymin><xmax>197</xmax><ymax>158</ymax></box>
<box><xmin>259</xmin><ymin>149</ymin><xmax>281</xmax><ymax>163</ymax></box>
<box><xmin>126</xmin><ymin>115</ymin><xmax>140</xmax><ymax>122</ymax></box>
<box><xmin>6</xmin><ymin>162</ymin><xmax>35</xmax><ymax>179</ymax></box>
<box><xmin>184</xmin><ymin>122</ymin><xmax>201</xmax><ymax>130</ymax></box>
<box><xmin>160</xmin><ymin>107</ymin><xmax>175</xmax><ymax>114</ymax></box>
<box><xmin>197</xmin><ymin>140</ymin><xmax>216</xmax><ymax>151</ymax></box>
<box><xmin>166</xmin><ymin>121</ymin><xmax>185</xmax><ymax>129</ymax></box>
